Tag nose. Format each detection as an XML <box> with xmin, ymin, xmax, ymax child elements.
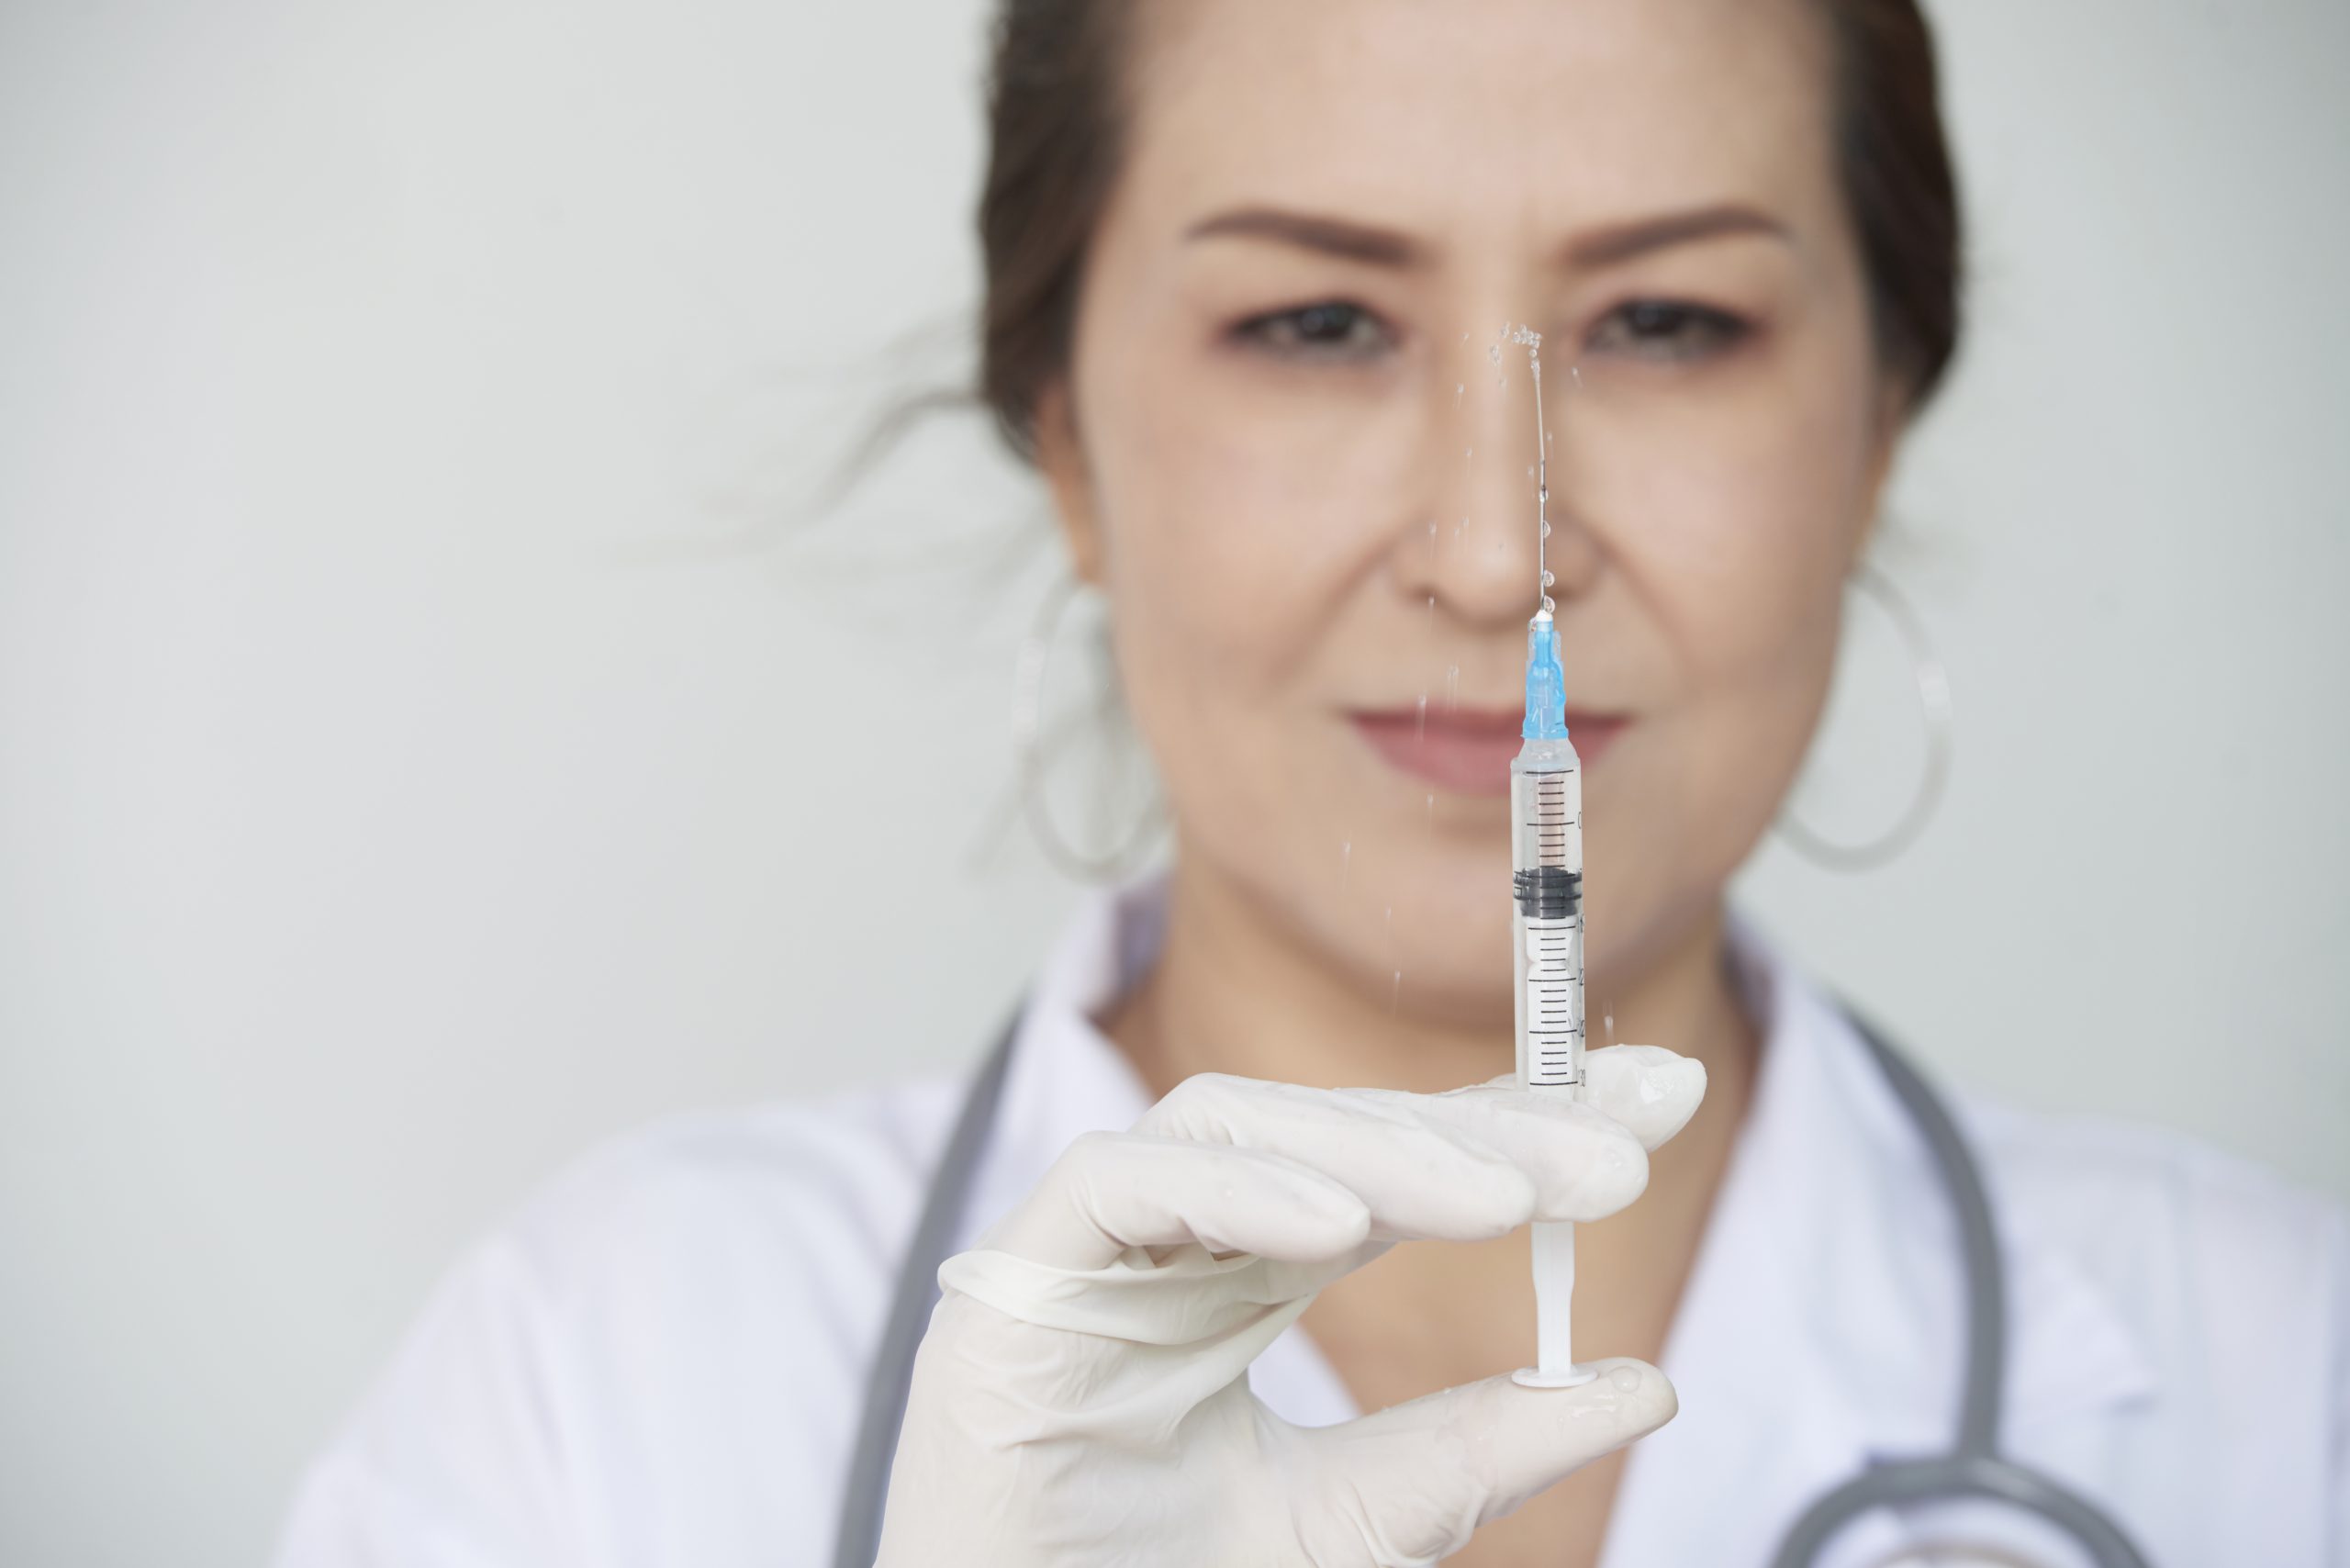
<box><xmin>1391</xmin><ymin>350</ymin><xmax>1566</xmax><ymax>629</ymax></box>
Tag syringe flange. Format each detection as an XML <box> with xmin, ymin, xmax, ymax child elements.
<box><xmin>1512</xmin><ymin>1364</ymin><xmax>1600</xmax><ymax>1390</ymax></box>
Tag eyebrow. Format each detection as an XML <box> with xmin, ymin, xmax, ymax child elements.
<box><xmin>1565</xmin><ymin>204</ymin><xmax>1791</xmax><ymax>267</ymax></box>
<box><xmin>1183</xmin><ymin>201</ymin><xmax>1790</xmax><ymax>272</ymax></box>
<box><xmin>1183</xmin><ymin>207</ymin><xmax>1427</xmax><ymax>267</ymax></box>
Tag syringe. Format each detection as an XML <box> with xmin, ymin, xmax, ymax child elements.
<box><xmin>1510</xmin><ymin>610</ymin><xmax>1594</xmax><ymax>1389</ymax></box>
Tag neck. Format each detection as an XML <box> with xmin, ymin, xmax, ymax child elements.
<box><xmin>1106</xmin><ymin>852</ymin><xmax>1762</xmax><ymax>1114</ymax></box>
<box><xmin>1104</xmin><ymin>846</ymin><xmax>1763</xmax><ymax>1465</ymax></box>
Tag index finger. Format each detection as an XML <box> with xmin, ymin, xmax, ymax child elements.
<box><xmin>1449</xmin><ymin>1043</ymin><xmax>1707</xmax><ymax>1151</ymax></box>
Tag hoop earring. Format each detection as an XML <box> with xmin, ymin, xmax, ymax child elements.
<box><xmin>1011</xmin><ymin>577</ymin><xmax>1163</xmax><ymax>883</ymax></box>
<box><xmin>1774</xmin><ymin>561</ymin><xmax>1954</xmax><ymax>872</ymax></box>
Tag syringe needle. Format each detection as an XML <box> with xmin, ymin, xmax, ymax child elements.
<box><xmin>1507</xmin><ymin>329</ymin><xmax>1593</xmax><ymax>1390</ymax></box>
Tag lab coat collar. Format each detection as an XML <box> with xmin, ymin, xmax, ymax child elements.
<box><xmin>959</xmin><ymin>881</ymin><xmax>1161</xmax><ymax>1241</ymax></box>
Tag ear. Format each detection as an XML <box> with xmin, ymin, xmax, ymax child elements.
<box><xmin>1850</xmin><ymin>375</ymin><xmax>1912</xmax><ymax>566</ymax></box>
<box><xmin>1033</xmin><ymin>379</ymin><xmax>1106</xmax><ymax>587</ymax></box>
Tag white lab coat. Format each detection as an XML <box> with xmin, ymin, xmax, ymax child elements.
<box><xmin>277</xmin><ymin>883</ymin><xmax>2349</xmax><ymax>1567</ymax></box>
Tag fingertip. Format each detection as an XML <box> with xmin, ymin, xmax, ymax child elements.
<box><xmin>1427</xmin><ymin>1359</ymin><xmax>1681</xmax><ymax>1522</ymax></box>
<box><xmin>1583</xmin><ymin>1046</ymin><xmax>1707</xmax><ymax>1151</ymax></box>
<box><xmin>1589</xmin><ymin>1357</ymin><xmax>1678</xmax><ymax>1437</ymax></box>
<box><xmin>1505</xmin><ymin>1357</ymin><xmax>1677</xmax><ymax>1459</ymax></box>
<box><xmin>1387</xmin><ymin>1151</ymin><xmax>1540</xmax><ymax>1243</ymax></box>
<box><xmin>1491</xmin><ymin>1161</ymin><xmax>1541</xmax><ymax>1231</ymax></box>
<box><xmin>1281</xmin><ymin>1168</ymin><xmax>1377</xmax><ymax>1254</ymax></box>
<box><xmin>1554</xmin><ymin>1124</ymin><xmax>1649</xmax><ymax>1221</ymax></box>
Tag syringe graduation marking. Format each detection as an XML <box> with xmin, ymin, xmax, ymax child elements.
<box><xmin>1518</xmin><ymin>766</ymin><xmax>1584</xmax><ymax>1088</ymax></box>
<box><xmin>1523</xmin><ymin>904</ymin><xmax>1583</xmax><ymax>1085</ymax></box>
<box><xmin>1531</xmin><ymin>773</ymin><xmax>1575</xmax><ymax>859</ymax></box>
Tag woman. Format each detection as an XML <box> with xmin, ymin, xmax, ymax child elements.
<box><xmin>278</xmin><ymin>0</ymin><xmax>2346</xmax><ymax>1563</ymax></box>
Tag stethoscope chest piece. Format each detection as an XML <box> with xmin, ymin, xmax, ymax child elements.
<box><xmin>1770</xmin><ymin>1448</ymin><xmax>2152</xmax><ymax>1568</ymax></box>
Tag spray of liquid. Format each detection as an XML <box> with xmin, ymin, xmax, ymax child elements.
<box><xmin>1507</xmin><ymin>325</ymin><xmax>1553</xmax><ymax>613</ymax></box>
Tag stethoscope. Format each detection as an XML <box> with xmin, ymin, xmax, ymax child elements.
<box><xmin>830</xmin><ymin>1006</ymin><xmax>2154</xmax><ymax>1568</ymax></box>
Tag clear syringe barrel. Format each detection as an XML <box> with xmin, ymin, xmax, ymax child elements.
<box><xmin>1510</xmin><ymin>737</ymin><xmax>1584</xmax><ymax>1092</ymax></box>
<box><xmin>1513</xmin><ymin>733</ymin><xmax>1593</xmax><ymax>1388</ymax></box>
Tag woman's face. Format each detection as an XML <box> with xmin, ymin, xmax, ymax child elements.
<box><xmin>1039</xmin><ymin>0</ymin><xmax>1902</xmax><ymax>1018</ymax></box>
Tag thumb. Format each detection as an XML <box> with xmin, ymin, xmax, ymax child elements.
<box><xmin>1290</xmin><ymin>1359</ymin><xmax>1676</xmax><ymax>1567</ymax></box>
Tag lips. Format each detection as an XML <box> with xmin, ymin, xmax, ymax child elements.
<box><xmin>1350</xmin><ymin>706</ymin><xmax>1626</xmax><ymax>797</ymax></box>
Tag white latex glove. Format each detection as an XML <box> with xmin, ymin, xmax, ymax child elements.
<box><xmin>874</xmin><ymin>1044</ymin><xmax>1707</xmax><ymax>1568</ymax></box>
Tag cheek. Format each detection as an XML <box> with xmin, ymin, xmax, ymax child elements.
<box><xmin>1577</xmin><ymin>333</ymin><xmax>1881</xmax><ymax>898</ymax></box>
<box><xmin>1069</xmin><ymin>311</ymin><xmax>1460</xmax><ymax>988</ymax></box>
<box><xmin>1080</xmin><ymin>337</ymin><xmax>1424</xmax><ymax>715</ymax></box>
<box><xmin>1590</xmin><ymin>327</ymin><xmax>1877</xmax><ymax>690</ymax></box>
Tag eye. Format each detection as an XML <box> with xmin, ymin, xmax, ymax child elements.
<box><xmin>1232</xmin><ymin>300</ymin><xmax>1394</xmax><ymax>362</ymax></box>
<box><xmin>1584</xmin><ymin>299</ymin><xmax>1751</xmax><ymax>363</ymax></box>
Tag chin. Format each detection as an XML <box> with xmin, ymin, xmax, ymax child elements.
<box><xmin>1332</xmin><ymin>889</ymin><xmax>1517</xmax><ymax>1025</ymax></box>
<box><xmin>1390</xmin><ymin>963</ymin><xmax>1517</xmax><ymax>1028</ymax></box>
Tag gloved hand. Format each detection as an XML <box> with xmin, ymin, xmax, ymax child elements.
<box><xmin>874</xmin><ymin>1044</ymin><xmax>1707</xmax><ymax>1567</ymax></box>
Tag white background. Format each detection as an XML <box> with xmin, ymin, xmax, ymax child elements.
<box><xmin>3</xmin><ymin>2</ymin><xmax>2345</xmax><ymax>1563</ymax></box>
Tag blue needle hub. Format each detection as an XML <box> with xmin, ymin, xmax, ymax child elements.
<box><xmin>1522</xmin><ymin>616</ymin><xmax>1570</xmax><ymax>741</ymax></box>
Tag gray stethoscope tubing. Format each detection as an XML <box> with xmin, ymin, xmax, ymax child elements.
<box><xmin>1763</xmin><ymin>1020</ymin><xmax>2152</xmax><ymax>1568</ymax></box>
<box><xmin>834</xmin><ymin>1013</ymin><xmax>1016</xmax><ymax>1568</ymax></box>
<box><xmin>832</xmin><ymin>1007</ymin><xmax>2152</xmax><ymax>1568</ymax></box>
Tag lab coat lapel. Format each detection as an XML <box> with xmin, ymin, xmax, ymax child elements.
<box><xmin>1600</xmin><ymin>915</ymin><xmax>2156</xmax><ymax>1567</ymax></box>
<box><xmin>960</xmin><ymin>885</ymin><xmax>1160</xmax><ymax>1253</ymax></box>
<box><xmin>1599</xmin><ymin>924</ymin><xmax>1921</xmax><ymax>1566</ymax></box>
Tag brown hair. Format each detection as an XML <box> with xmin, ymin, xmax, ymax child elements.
<box><xmin>976</xmin><ymin>0</ymin><xmax>1962</xmax><ymax>460</ymax></box>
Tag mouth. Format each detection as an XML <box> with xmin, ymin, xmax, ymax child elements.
<box><xmin>1349</xmin><ymin>705</ymin><xmax>1628</xmax><ymax>797</ymax></box>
